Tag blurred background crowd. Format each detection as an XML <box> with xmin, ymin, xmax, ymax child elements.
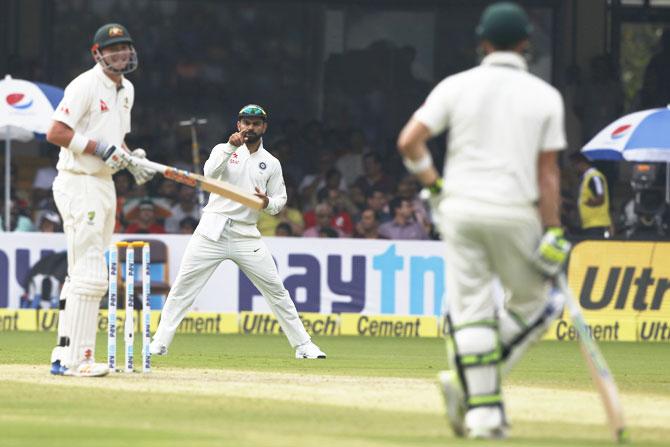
<box><xmin>2</xmin><ymin>0</ymin><xmax>670</xmax><ymax>242</ymax></box>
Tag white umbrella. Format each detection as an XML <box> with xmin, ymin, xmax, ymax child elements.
<box><xmin>582</xmin><ymin>106</ymin><xmax>670</xmax><ymax>204</ymax></box>
<box><xmin>0</xmin><ymin>74</ymin><xmax>63</xmax><ymax>230</ymax></box>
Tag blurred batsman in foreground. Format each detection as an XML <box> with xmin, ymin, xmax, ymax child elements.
<box><xmin>150</xmin><ymin>105</ymin><xmax>326</xmax><ymax>359</ymax></box>
<box><xmin>46</xmin><ymin>23</ymin><xmax>154</xmax><ymax>377</ymax></box>
<box><xmin>397</xmin><ymin>2</ymin><xmax>570</xmax><ymax>439</ymax></box>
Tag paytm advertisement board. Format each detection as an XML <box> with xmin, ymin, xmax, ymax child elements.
<box><xmin>0</xmin><ymin>233</ymin><xmax>446</xmax><ymax>316</ymax></box>
<box><xmin>545</xmin><ymin>241</ymin><xmax>670</xmax><ymax>342</ymax></box>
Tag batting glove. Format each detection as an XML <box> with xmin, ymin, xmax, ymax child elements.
<box><xmin>127</xmin><ymin>148</ymin><xmax>156</xmax><ymax>185</ymax></box>
<box><xmin>95</xmin><ymin>142</ymin><xmax>132</xmax><ymax>172</ymax></box>
<box><xmin>419</xmin><ymin>177</ymin><xmax>444</xmax><ymax>227</ymax></box>
<box><xmin>533</xmin><ymin>227</ymin><xmax>572</xmax><ymax>277</ymax></box>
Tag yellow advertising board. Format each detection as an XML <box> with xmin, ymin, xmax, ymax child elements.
<box><xmin>543</xmin><ymin>241</ymin><xmax>670</xmax><ymax>342</ymax></box>
<box><xmin>0</xmin><ymin>309</ymin><xmax>38</xmax><ymax>331</ymax></box>
<box><xmin>340</xmin><ymin>314</ymin><xmax>438</xmax><ymax>337</ymax></box>
<box><xmin>239</xmin><ymin>312</ymin><xmax>339</xmax><ymax>336</ymax></box>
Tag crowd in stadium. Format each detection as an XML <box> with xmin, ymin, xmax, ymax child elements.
<box><xmin>2</xmin><ymin>1</ymin><xmax>669</xmax><ymax>241</ymax></box>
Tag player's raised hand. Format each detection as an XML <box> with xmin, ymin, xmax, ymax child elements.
<box><xmin>228</xmin><ymin>129</ymin><xmax>248</xmax><ymax>147</ymax></box>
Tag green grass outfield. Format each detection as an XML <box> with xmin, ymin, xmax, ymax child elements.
<box><xmin>0</xmin><ymin>332</ymin><xmax>668</xmax><ymax>447</ymax></box>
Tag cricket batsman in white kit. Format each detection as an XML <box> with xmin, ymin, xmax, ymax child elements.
<box><xmin>398</xmin><ymin>2</ymin><xmax>571</xmax><ymax>439</ymax></box>
<box><xmin>46</xmin><ymin>23</ymin><xmax>154</xmax><ymax>377</ymax></box>
<box><xmin>150</xmin><ymin>105</ymin><xmax>326</xmax><ymax>359</ymax></box>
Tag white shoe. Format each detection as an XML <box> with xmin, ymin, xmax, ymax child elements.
<box><xmin>149</xmin><ymin>339</ymin><xmax>168</xmax><ymax>356</ymax></box>
<box><xmin>438</xmin><ymin>371</ymin><xmax>466</xmax><ymax>437</ymax></box>
<box><xmin>62</xmin><ymin>359</ymin><xmax>109</xmax><ymax>377</ymax></box>
<box><xmin>295</xmin><ymin>341</ymin><xmax>326</xmax><ymax>359</ymax></box>
<box><xmin>465</xmin><ymin>407</ymin><xmax>507</xmax><ymax>439</ymax></box>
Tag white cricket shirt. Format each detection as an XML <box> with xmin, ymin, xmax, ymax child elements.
<box><xmin>52</xmin><ymin>63</ymin><xmax>134</xmax><ymax>177</ymax></box>
<box><xmin>198</xmin><ymin>140</ymin><xmax>287</xmax><ymax>238</ymax></box>
<box><xmin>414</xmin><ymin>52</ymin><xmax>566</xmax><ymax>207</ymax></box>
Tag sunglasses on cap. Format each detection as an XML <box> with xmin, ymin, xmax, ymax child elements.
<box><xmin>238</xmin><ymin>104</ymin><xmax>267</xmax><ymax>120</ymax></box>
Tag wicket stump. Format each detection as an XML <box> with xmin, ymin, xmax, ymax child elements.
<box><xmin>108</xmin><ymin>241</ymin><xmax>151</xmax><ymax>373</ymax></box>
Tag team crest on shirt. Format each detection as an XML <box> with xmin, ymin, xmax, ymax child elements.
<box><xmin>87</xmin><ymin>211</ymin><xmax>95</xmax><ymax>224</ymax></box>
<box><xmin>259</xmin><ymin>162</ymin><xmax>267</xmax><ymax>170</ymax></box>
<box><xmin>123</xmin><ymin>97</ymin><xmax>129</xmax><ymax>109</ymax></box>
<box><xmin>229</xmin><ymin>152</ymin><xmax>239</xmax><ymax>164</ymax></box>
<box><xmin>100</xmin><ymin>99</ymin><xmax>109</xmax><ymax>112</ymax></box>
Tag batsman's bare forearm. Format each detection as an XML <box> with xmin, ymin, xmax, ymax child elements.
<box><xmin>46</xmin><ymin>120</ymin><xmax>97</xmax><ymax>155</ymax></box>
<box><xmin>397</xmin><ymin>119</ymin><xmax>440</xmax><ymax>186</ymax></box>
<box><xmin>537</xmin><ymin>151</ymin><xmax>561</xmax><ymax>228</ymax></box>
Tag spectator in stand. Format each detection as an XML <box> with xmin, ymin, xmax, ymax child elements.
<box><xmin>353</xmin><ymin>152</ymin><xmax>395</xmax><ymax>196</ymax></box>
<box><xmin>156</xmin><ymin>177</ymin><xmax>180</xmax><ymax>205</ymax></box>
<box><xmin>348</xmin><ymin>183</ymin><xmax>368</xmax><ymax>219</ymax></box>
<box><xmin>366</xmin><ymin>187</ymin><xmax>391</xmax><ymax>223</ymax></box>
<box><xmin>304</xmin><ymin>188</ymin><xmax>354</xmax><ymax>236</ymax></box>
<box><xmin>379</xmin><ymin>197</ymin><xmax>428</xmax><ymax>240</ymax></box>
<box><xmin>396</xmin><ymin>175</ymin><xmax>431</xmax><ymax>232</ymax></box>
<box><xmin>353</xmin><ymin>208</ymin><xmax>384</xmax><ymax>239</ymax></box>
<box><xmin>275</xmin><ymin>222</ymin><xmax>294</xmax><ymax>237</ymax></box>
<box><xmin>178</xmin><ymin>216</ymin><xmax>199</xmax><ymax>235</ymax></box>
<box><xmin>299</xmin><ymin>153</ymin><xmax>346</xmax><ymax>209</ymax></box>
<box><xmin>165</xmin><ymin>185</ymin><xmax>201</xmax><ymax>233</ymax></box>
<box><xmin>38</xmin><ymin>211</ymin><xmax>63</xmax><ymax>233</ymax></box>
<box><xmin>335</xmin><ymin>129</ymin><xmax>369</xmax><ymax>188</ymax></box>
<box><xmin>125</xmin><ymin>199</ymin><xmax>166</xmax><ymax>234</ymax></box>
<box><xmin>258</xmin><ymin>181</ymin><xmax>304</xmax><ymax>236</ymax></box>
<box><xmin>303</xmin><ymin>202</ymin><xmax>345</xmax><ymax>238</ymax></box>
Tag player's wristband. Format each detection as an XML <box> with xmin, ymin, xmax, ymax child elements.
<box><xmin>403</xmin><ymin>152</ymin><xmax>433</xmax><ymax>174</ymax></box>
<box><xmin>222</xmin><ymin>142</ymin><xmax>237</xmax><ymax>154</ymax></box>
<box><xmin>67</xmin><ymin>133</ymin><xmax>89</xmax><ymax>154</ymax></box>
<box><xmin>93</xmin><ymin>140</ymin><xmax>109</xmax><ymax>158</ymax></box>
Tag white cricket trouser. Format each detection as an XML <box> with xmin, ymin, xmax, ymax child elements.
<box><xmin>154</xmin><ymin>219</ymin><xmax>311</xmax><ymax>348</ymax></box>
<box><xmin>438</xmin><ymin>198</ymin><xmax>550</xmax><ymax>412</ymax></box>
<box><xmin>52</xmin><ymin>171</ymin><xmax>115</xmax><ymax>367</ymax></box>
<box><xmin>439</xmin><ymin>198</ymin><xmax>548</xmax><ymax>326</ymax></box>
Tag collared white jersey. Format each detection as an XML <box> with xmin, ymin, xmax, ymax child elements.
<box><xmin>202</xmin><ymin>140</ymin><xmax>287</xmax><ymax>225</ymax></box>
<box><xmin>52</xmin><ymin>63</ymin><xmax>134</xmax><ymax>177</ymax></box>
<box><xmin>414</xmin><ymin>52</ymin><xmax>566</xmax><ymax>207</ymax></box>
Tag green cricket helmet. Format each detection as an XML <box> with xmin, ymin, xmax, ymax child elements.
<box><xmin>238</xmin><ymin>104</ymin><xmax>267</xmax><ymax>121</ymax></box>
<box><xmin>91</xmin><ymin>23</ymin><xmax>138</xmax><ymax>74</ymax></box>
<box><xmin>476</xmin><ymin>2</ymin><xmax>533</xmax><ymax>48</ymax></box>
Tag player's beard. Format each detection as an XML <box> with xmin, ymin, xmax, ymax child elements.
<box><xmin>245</xmin><ymin>132</ymin><xmax>262</xmax><ymax>144</ymax></box>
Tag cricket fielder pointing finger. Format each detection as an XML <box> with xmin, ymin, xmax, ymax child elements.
<box><xmin>151</xmin><ymin>105</ymin><xmax>326</xmax><ymax>359</ymax></box>
<box><xmin>398</xmin><ymin>2</ymin><xmax>570</xmax><ymax>439</ymax></box>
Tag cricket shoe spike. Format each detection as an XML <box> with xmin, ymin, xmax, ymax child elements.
<box><xmin>149</xmin><ymin>339</ymin><xmax>168</xmax><ymax>356</ymax></box>
<box><xmin>438</xmin><ymin>370</ymin><xmax>466</xmax><ymax>437</ymax></box>
<box><xmin>465</xmin><ymin>407</ymin><xmax>508</xmax><ymax>440</ymax></box>
<box><xmin>58</xmin><ymin>359</ymin><xmax>109</xmax><ymax>377</ymax></box>
<box><xmin>295</xmin><ymin>341</ymin><xmax>326</xmax><ymax>359</ymax></box>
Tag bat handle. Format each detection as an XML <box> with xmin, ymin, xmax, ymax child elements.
<box><xmin>132</xmin><ymin>156</ymin><xmax>170</xmax><ymax>174</ymax></box>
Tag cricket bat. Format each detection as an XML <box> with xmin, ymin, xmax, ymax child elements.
<box><xmin>556</xmin><ymin>273</ymin><xmax>628</xmax><ymax>443</ymax></box>
<box><xmin>133</xmin><ymin>157</ymin><xmax>264</xmax><ymax>210</ymax></box>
